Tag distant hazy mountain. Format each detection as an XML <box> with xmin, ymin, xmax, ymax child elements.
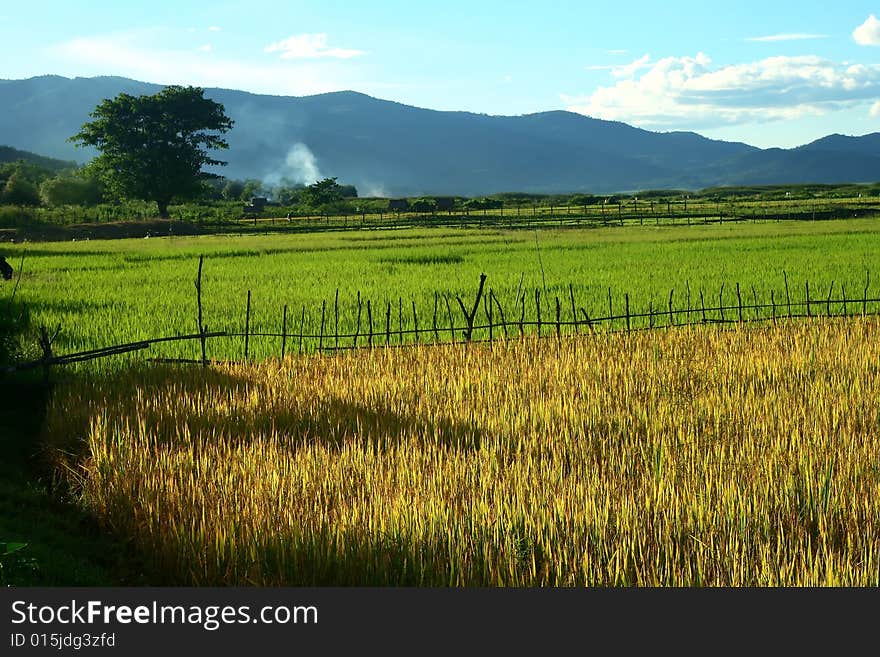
<box><xmin>1</xmin><ymin>75</ymin><xmax>879</xmax><ymax>196</ymax></box>
<box><xmin>0</xmin><ymin>144</ymin><xmax>77</xmax><ymax>172</ymax></box>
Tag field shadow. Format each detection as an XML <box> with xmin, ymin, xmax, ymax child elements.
<box><xmin>48</xmin><ymin>364</ymin><xmax>482</xmax><ymax>455</ymax></box>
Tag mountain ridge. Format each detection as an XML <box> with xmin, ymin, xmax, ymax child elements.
<box><xmin>0</xmin><ymin>75</ymin><xmax>878</xmax><ymax>196</ymax></box>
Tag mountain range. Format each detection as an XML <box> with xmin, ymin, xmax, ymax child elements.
<box><xmin>1</xmin><ymin>75</ymin><xmax>879</xmax><ymax>197</ymax></box>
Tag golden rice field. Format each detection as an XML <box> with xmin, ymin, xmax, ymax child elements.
<box><xmin>44</xmin><ymin>318</ymin><xmax>880</xmax><ymax>586</ymax></box>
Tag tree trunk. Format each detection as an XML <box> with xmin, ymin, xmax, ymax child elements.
<box><xmin>157</xmin><ymin>200</ymin><xmax>170</xmax><ymax>219</ymax></box>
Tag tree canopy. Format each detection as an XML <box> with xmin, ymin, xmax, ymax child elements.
<box><xmin>70</xmin><ymin>86</ymin><xmax>234</xmax><ymax>218</ymax></box>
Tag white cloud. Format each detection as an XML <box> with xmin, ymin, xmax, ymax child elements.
<box><xmin>746</xmin><ymin>33</ymin><xmax>827</xmax><ymax>42</ymax></box>
<box><xmin>208</xmin><ymin>26</ymin><xmax>222</xmax><ymax>32</ymax></box>
<box><xmin>586</xmin><ymin>53</ymin><xmax>651</xmax><ymax>78</ymax></box>
<box><xmin>197</xmin><ymin>44</ymin><xmax>212</xmax><ymax>53</ymax></box>
<box><xmin>871</xmin><ymin>101</ymin><xmax>880</xmax><ymax>117</ymax></box>
<box><xmin>563</xmin><ymin>53</ymin><xmax>880</xmax><ymax>130</ymax></box>
<box><xmin>854</xmin><ymin>15</ymin><xmax>880</xmax><ymax>45</ymax></box>
<box><xmin>264</xmin><ymin>33</ymin><xmax>365</xmax><ymax>59</ymax></box>
<box><xmin>50</xmin><ymin>32</ymin><xmax>353</xmax><ymax>96</ymax></box>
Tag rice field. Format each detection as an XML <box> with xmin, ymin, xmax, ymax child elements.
<box><xmin>43</xmin><ymin>317</ymin><xmax>880</xmax><ymax>586</ymax></box>
<box><xmin>5</xmin><ymin>217</ymin><xmax>880</xmax><ymax>362</ymax></box>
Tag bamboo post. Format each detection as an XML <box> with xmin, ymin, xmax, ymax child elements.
<box><xmin>412</xmin><ymin>300</ymin><xmax>419</xmax><ymax>344</ymax></box>
<box><xmin>492</xmin><ymin>290</ymin><xmax>508</xmax><ymax>338</ymax></box>
<box><xmin>579</xmin><ymin>309</ymin><xmax>593</xmax><ymax>332</ymax></box>
<box><xmin>433</xmin><ymin>292</ymin><xmax>440</xmax><ymax>343</ymax></box>
<box><xmin>535</xmin><ymin>288</ymin><xmax>542</xmax><ymax>336</ymax></box>
<box><xmin>281</xmin><ymin>304</ymin><xmax>288</xmax><ymax>360</ymax></box>
<box><xmin>455</xmin><ymin>274</ymin><xmax>487</xmax><ymax>341</ymax></box>
<box><xmin>367</xmin><ymin>299</ymin><xmax>373</xmax><ymax>349</ymax></box>
<box><xmin>355</xmin><ymin>291</ymin><xmax>362</xmax><ymax>348</ymax></box>
<box><xmin>319</xmin><ymin>299</ymin><xmax>326</xmax><ymax>353</ymax></box>
<box><xmin>736</xmin><ymin>283</ymin><xmax>743</xmax><ymax>323</ymax></box>
<box><xmin>194</xmin><ymin>255</ymin><xmax>207</xmax><ymax>367</ymax></box>
<box><xmin>686</xmin><ymin>280</ymin><xmax>692</xmax><ymax>325</ymax></box>
<box><xmin>244</xmin><ymin>289</ymin><xmax>251</xmax><ymax>360</ymax></box>
<box><xmin>334</xmin><ymin>288</ymin><xmax>340</xmax><ymax>353</ymax></box>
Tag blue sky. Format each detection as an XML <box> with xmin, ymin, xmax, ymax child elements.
<box><xmin>4</xmin><ymin>1</ymin><xmax>880</xmax><ymax>147</ymax></box>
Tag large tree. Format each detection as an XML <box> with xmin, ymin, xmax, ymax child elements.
<box><xmin>71</xmin><ymin>86</ymin><xmax>234</xmax><ymax>218</ymax></box>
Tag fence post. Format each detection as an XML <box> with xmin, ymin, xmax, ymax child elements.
<box><xmin>700</xmin><ymin>290</ymin><xmax>707</xmax><ymax>323</ymax></box>
<box><xmin>668</xmin><ymin>289</ymin><xmax>674</xmax><ymax>327</ymax></box>
<box><xmin>579</xmin><ymin>309</ymin><xmax>593</xmax><ymax>332</ymax></box>
<box><xmin>752</xmin><ymin>286</ymin><xmax>759</xmax><ymax>321</ymax></box>
<box><xmin>412</xmin><ymin>300</ymin><xmax>419</xmax><ymax>345</ymax></box>
<box><xmin>864</xmin><ymin>270</ymin><xmax>870</xmax><ymax>316</ymax></box>
<box><xmin>355</xmin><ymin>291</ymin><xmax>362</xmax><ymax>348</ymax></box>
<box><xmin>298</xmin><ymin>305</ymin><xmax>305</xmax><ymax>354</ymax></box>
<box><xmin>519</xmin><ymin>296</ymin><xmax>525</xmax><ymax>337</ymax></box>
<box><xmin>569</xmin><ymin>283</ymin><xmax>578</xmax><ymax>334</ymax></box>
<box><xmin>535</xmin><ymin>289</ymin><xmax>542</xmax><ymax>336</ymax></box>
<box><xmin>719</xmin><ymin>284</ymin><xmax>725</xmax><ymax>323</ymax></box>
<box><xmin>367</xmin><ymin>299</ymin><xmax>373</xmax><ymax>349</ymax></box>
<box><xmin>433</xmin><ymin>292</ymin><xmax>440</xmax><ymax>343</ymax></box>
<box><xmin>334</xmin><ymin>289</ymin><xmax>340</xmax><ymax>353</ymax></box>
<box><xmin>686</xmin><ymin>281</ymin><xmax>692</xmax><ymax>325</ymax></box>
<box><xmin>805</xmin><ymin>281</ymin><xmax>811</xmax><ymax>318</ymax></box>
<box><xmin>455</xmin><ymin>273</ymin><xmax>488</xmax><ymax>342</ymax></box>
<box><xmin>771</xmin><ymin>290</ymin><xmax>777</xmax><ymax>323</ymax></box>
<box><xmin>244</xmin><ymin>290</ymin><xmax>251</xmax><ymax>360</ymax></box>
<box><xmin>736</xmin><ymin>283</ymin><xmax>743</xmax><ymax>323</ymax></box>
<box><xmin>194</xmin><ymin>255</ymin><xmax>207</xmax><ymax>367</ymax></box>
<box><xmin>649</xmin><ymin>300</ymin><xmax>654</xmax><ymax>329</ymax></box>
<box><xmin>784</xmin><ymin>271</ymin><xmax>792</xmax><ymax>318</ymax></box>
<box><xmin>826</xmin><ymin>281</ymin><xmax>834</xmax><ymax>316</ymax></box>
<box><xmin>281</xmin><ymin>304</ymin><xmax>288</xmax><ymax>360</ymax></box>
<box><xmin>385</xmin><ymin>302</ymin><xmax>392</xmax><ymax>346</ymax></box>
<box><xmin>625</xmin><ymin>293</ymin><xmax>630</xmax><ymax>331</ymax></box>
<box><xmin>319</xmin><ymin>300</ymin><xmax>326</xmax><ymax>353</ymax></box>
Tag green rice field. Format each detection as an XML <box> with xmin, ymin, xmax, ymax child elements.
<box><xmin>4</xmin><ymin>217</ymin><xmax>879</xmax><ymax>363</ymax></box>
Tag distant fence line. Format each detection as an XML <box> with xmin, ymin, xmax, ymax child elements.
<box><xmin>231</xmin><ymin>198</ymin><xmax>880</xmax><ymax>234</ymax></box>
<box><xmin>6</xmin><ymin>260</ymin><xmax>878</xmax><ymax>376</ymax></box>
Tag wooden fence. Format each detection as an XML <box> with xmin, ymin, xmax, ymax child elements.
<box><xmin>6</xmin><ymin>260</ymin><xmax>879</xmax><ymax>377</ymax></box>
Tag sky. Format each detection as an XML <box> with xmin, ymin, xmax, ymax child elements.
<box><xmin>4</xmin><ymin>1</ymin><xmax>880</xmax><ymax>148</ymax></box>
